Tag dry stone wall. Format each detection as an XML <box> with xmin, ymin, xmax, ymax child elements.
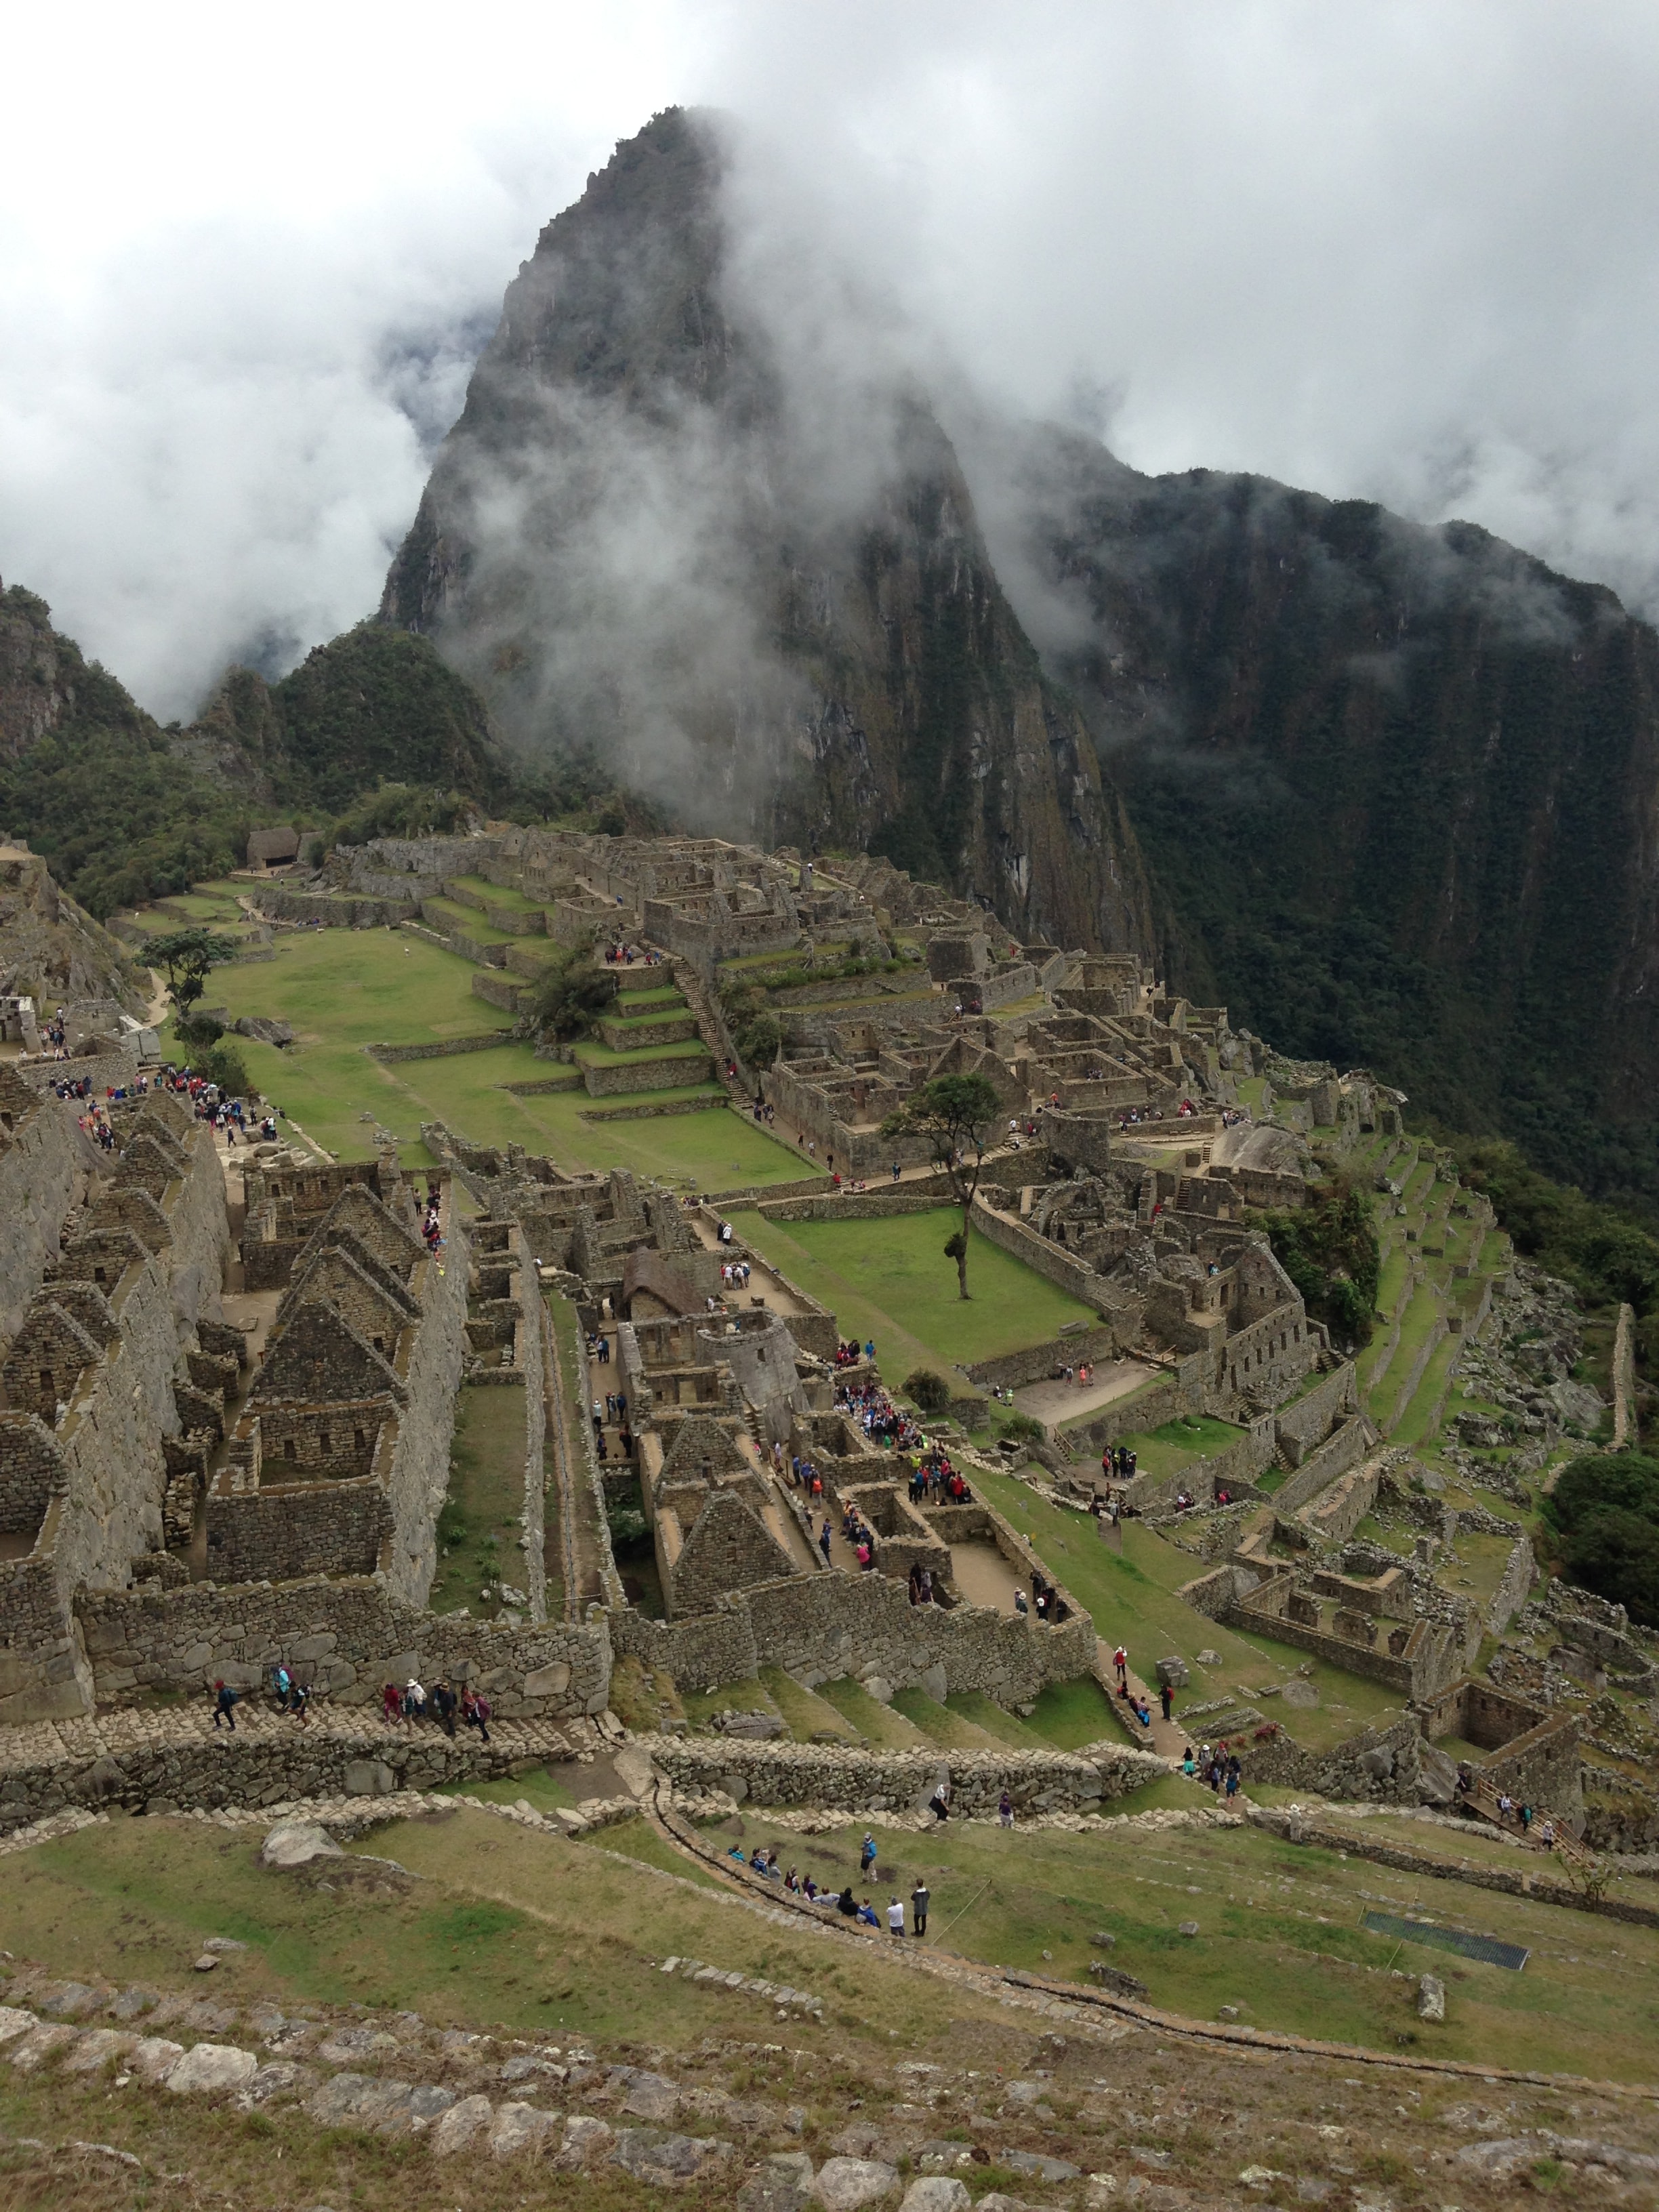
<box><xmin>0</xmin><ymin>1092</ymin><xmax>79</xmax><ymax>1347</ymax></box>
<box><xmin>613</xmin><ymin>1565</ymin><xmax>1093</xmax><ymax>1706</ymax></box>
<box><xmin>74</xmin><ymin>1574</ymin><xmax>609</xmax><ymax>1716</ymax></box>
<box><xmin>645</xmin><ymin>1734</ymin><xmax>1165</xmax><ymax>1815</ymax></box>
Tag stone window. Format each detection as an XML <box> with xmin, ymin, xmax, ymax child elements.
<box><xmin>320</xmin><ymin>1431</ymin><xmax>331</xmax><ymax>1454</ymax></box>
<box><xmin>283</xmin><ymin>1437</ymin><xmax>297</xmax><ymax>1459</ymax></box>
<box><xmin>354</xmin><ymin>1427</ymin><xmax>367</xmax><ymax>1450</ymax></box>
<box><xmin>38</xmin><ymin>1368</ymin><xmax>52</xmax><ymax>1396</ymax></box>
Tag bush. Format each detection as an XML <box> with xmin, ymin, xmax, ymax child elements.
<box><xmin>194</xmin><ymin>1039</ymin><xmax>251</xmax><ymax>1099</ymax></box>
<box><xmin>905</xmin><ymin>1368</ymin><xmax>953</xmax><ymax>1414</ymax></box>
<box><xmin>529</xmin><ymin>947</ymin><xmax>617</xmax><ymax>1042</ymax></box>
<box><xmin>1001</xmin><ymin>1412</ymin><xmax>1046</xmax><ymax>1444</ymax></box>
<box><xmin>735</xmin><ymin>1011</ymin><xmax>783</xmax><ymax>1068</ymax></box>
<box><xmin>1248</xmin><ymin>1176</ymin><xmax>1380</xmax><ymax>1348</ymax></box>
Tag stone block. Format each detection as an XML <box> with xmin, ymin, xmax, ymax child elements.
<box><xmin>523</xmin><ymin>1660</ymin><xmax>571</xmax><ymax>1698</ymax></box>
<box><xmin>432</xmin><ymin>2092</ymin><xmax>494</xmax><ymax>2156</ymax></box>
<box><xmin>165</xmin><ymin>2042</ymin><xmax>259</xmax><ymax>2093</ymax></box>
<box><xmin>1155</xmin><ymin>1656</ymin><xmax>1189</xmax><ymax>1688</ymax></box>
<box><xmin>812</xmin><ymin>2156</ymin><xmax>901</xmax><ymax>2210</ymax></box>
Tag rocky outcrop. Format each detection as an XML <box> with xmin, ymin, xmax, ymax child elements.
<box><xmin>380</xmin><ymin>110</ymin><xmax>1156</xmax><ymax>960</ymax></box>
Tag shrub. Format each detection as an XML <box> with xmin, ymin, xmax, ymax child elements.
<box><xmin>194</xmin><ymin>1039</ymin><xmax>251</xmax><ymax>1099</ymax></box>
<box><xmin>1001</xmin><ymin>1412</ymin><xmax>1046</xmax><ymax>1444</ymax></box>
<box><xmin>529</xmin><ymin>947</ymin><xmax>617</xmax><ymax>1042</ymax></box>
<box><xmin>1544</xmin><ymin>1450</ymin><xmax>1659</xmax><ymax>1625</ymax></box>
<box><xmin>905</xmin><ymin>1368</ymin><xmax>952</xmax><ymax>1414</ymax></box>
<box><xmin>735</xmin><ymin>1011</ymin><xmax>783</xmax><ymax>1068</ymax></box>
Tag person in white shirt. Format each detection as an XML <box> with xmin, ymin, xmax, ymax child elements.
<box><xmin>886</xmin><ymin>1897</ymin><xmax>905</xmax><ymax>1936</ymax></box>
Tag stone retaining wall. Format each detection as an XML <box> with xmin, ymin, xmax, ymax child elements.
<box><xmin>969</xmin><ymin>1197</ymin><xmax>1121</xmax><ymax>1322</ymax></box>
<box><xmin>1272</xmin><ymin>1415</ymin><xmax>1375</xmax><ymax>1516</ymax></box>
<box><xmin>611</xmin><ymin>1562</ymin><xmax>1094</xmax><ymax>1707</ymax></box>
<box><xmin>1273</xmin><ymin>1364</ymin><xmax>1360</xmax><ymax>1463</ymax></box>
<box><xmin>756</xmin><ymin>1193</ymin><xmax>946</xmax><ymax>1223</ymax></box>
<box><xmin>365</xmin><ymin>1033</ymin><xmax>514</xmax><ymax>1065</ymax></box>
<box><xmin>73</xmin><ymin>1574</ymin><xmax>610</xmax><ymax>1717</ymax></box>
<box><xmin>579</xmin><ymin>1051</ymin><xmax>714</xmax><ymax>1097</ymax></box>
<box><xmin>641</xmin><ymin>1734</ymin><xmax>1165</xmax><ymax>1816</ymax></box>
<box><xmin>965</xmin><ymin>1326</ymin><xmax>1121</xmax><ymax>1394</ymax></box>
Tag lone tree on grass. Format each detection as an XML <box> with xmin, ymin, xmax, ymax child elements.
<box><xmin>146</xmin><ymin>928</ymin><xmax>241</xmax><ymax>1037</ymax></box>
<box><xmin>881</xmin><ymin>1071</ymin><xmax>1002</xmax><ymax>1300</ymax></box>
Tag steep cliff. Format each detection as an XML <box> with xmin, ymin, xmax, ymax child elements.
<box><xmin>381</xmin><ymin>110</ymin><xmax>1156</xmax><ymax>958</ymax></box>
<box><xmin>968</xmin><ymin>424</ymin><xmax>1659</xmax><ymax>1206</ymax></box>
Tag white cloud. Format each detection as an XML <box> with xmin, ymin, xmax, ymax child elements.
<box><xmin>4</xmin><ymin>1</ymin><xmax>1659</xmax><ymax>716</ymax></box>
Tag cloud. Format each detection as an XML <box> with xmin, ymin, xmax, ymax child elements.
<box><xmin>4</xmin><ymin>1</ymin><xmax>1659</xmax><ymax>717</ymax></box>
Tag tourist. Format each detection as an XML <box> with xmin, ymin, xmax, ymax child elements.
<box><xmin>289</xmin><ymin>1681</ymin><xmax>310</xmax><ymax>1725</ymax></box>
<box><xmin>404</xmin><ymin>1676</ymin><xmax>427</xmax><ymax>1723</ymax></box>
<box><xmin>928</xmin><ymin>1781</ymin><xmax>951</xmax><ymax>1823</ymax></box>
<box><xmin>1160</xmin><ymin>1681</ymin><xmax>1174</xmax><ymax>1724</ymax></box>
<box><xmin>836</xmin><ymin>1885</ymin><xmax>859</xmax><ymax>1917</ymax></box>
<box><xmin>999</xmin><ymin>1789</ymin><xmax>1014</xmax><ymax>1828</ymax></box>
<box><xmin>886</xmin><ymin>1896</ymin><xmax>905</xmax><ymax>1937</ymax></box>
<box><xmin>382</xmin><ymin>1681</ymin><xmax>402</xmax><ymax>1725</ymax></box>
<box><xmin>1113</xmin><ymin>1643</ymin><xmax>1128</xmax><ymax>1688</ymax></box>
<box><xmin>432</xmin><ymin>1679</ymin><xmax>458</xmax><ymax>1739</ymax></box>
<box><xmin>1014</xmin><ymin>1588</ymin><xmax>1028</xmax><ymax>1615</ymax></box>
<box><xmin>861</xmin><ymin>1832</ymin><xmax>878</xmax><ymax>1878</ymax></box>
<box><xmin>911</xmin><ymin>1879</ymin><xmax>930</xmax><ymax>1936</ymax></box>
<box><xmin>819</xmin><ymin>1519</ymin><xmax>834</xmax><ymax>1563</ymax></box>
<box><xmin>462</xmin><ymin>1688</ymin><xmax>491</xmax><ymax>1744</ymax></box>
<box><xmin>212</xmin><ymin>1679</ymin><xmax>239</xmax><ymax>1731</ymax></box>
<box><xmin>272</xmin><ymin>1662</ymin><xmax>292</xmax><ymax>1711</ymax></box>
<box><xmin>857</xmin><ymin>1898</ymin><xmax>880</xmax><ymax>1927</ymax></box>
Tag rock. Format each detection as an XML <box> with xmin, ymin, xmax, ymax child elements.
<box><xmin>1003</xmin><ymin>2080</ymin><xmax>1044</xmax><ymax>2106</ymax></box>
<box><xmin>918</xmin><ymin>1662</ymin><xmax>949</xmax><ymax>1705</ymax></box>
<box><xmin>1416</xmin><ymin>1743</ymin><xmax>1460</xmax><ymax>1806</ymax></box>
<box><xmin>0</xmin><ymin>2008</ymin><xmax>37</xmax><ymax>2046</ymax></box>
<box><xmin>741</xmin><ymin>2177</ymin><xmax>810</xmax><ymax>2212</ymax></box>
<box><xmin>861</xmin><ymin>1677</ymin><xmax>895</xmax><ymax>1706</ymax></box>
<box><xmin>500</xmin><ymin>2053</ymin><xmax>567</xmax><ymax>2086</ymax></box>
<box><xmin>316</xmin><ymin>2024</ymin><xmax>398</xmax><ymax>2064</ymax></box>
<box><xmin>307</xmin><ymin>2073</ymin><xmax>381</xmax><ymax>2126</ymax></box>
<box><xmin>237</xmin><ymin>2060</ymin><xmax>312</xmax><ymax>2107</ymax></box>
<box><xmin>982</xmin><ymin>2196</ymin><xmax>1036</xmax><ymax>2212</ymax></box>
<box><xmin>1239</xmin><ymin>2167</ymin><xmax>1287</xmax><ymax>2187</ymax></box>
<box><xmin>611</xmin><ymin>2128</ymin><xmax>733</xmax><ymax>2185</ymax></box>
<box><xmin>260</xmin><ymin>1820</ymin><xmax>343</xmax><ymax>1870</ymax></box>
<box><xmin>431</xmin><ymin>2093</ymin><xmax>494</xmax><ymax>2156</ymax></box>
<box><xmin>165</xmin><ymin>2042</ymin><xmax>259</xmax><ymax>2094</ymax></box>
<box><xmin>342</xmin><ymin>1761</ymin><xmax>396</xmax><ymax>1797</ymax></box>
<box><xmin>620</xmin><ymin>2067</ymin><xmax>681</xmax><ymax>2121</ymax></box>
<box><xmin>128</xmin><ymin>2036</ymin><xmax>186</xmax><ymax>2083</ymax></box>
<box><xmin>811</xmin><ymin>2155</ymin><xmax>901</xmax><ymax>2209</ymax></box>
<box><xmin>1090</xmin><ymin>1931</ymin><xmax>1115</xmax><ymax>1948</ymax></box>
<box><xmin>9</xmin><ymin>2024</ymin><xmax>81</xmax><ymax>2070</ymax></box>
<box><xmin>1279</xmin><ymin>1679</ymin><xmax>1319</xmax><ymax>1709</ymax></box>
<box><xmin>900</xmin><ymin>2182</ymin><xmax>971</xmax><ymax>2212</ymax></box>
<box><xmin>192</xmin><ymin>1955</ymin><xmax>218</xmax><ymax>1973</ymax></box>
<box><xmin>916</xmin><ymin>2144</ymin><xmax>975</xmax><ymax>2173</ymax></box>
<box><xmin>1195</xmin><ymin>1650</ymin><xmax>1221</xmax><ymax>1665</ymax></box>
<box><xmin>766</xmin><ymin>2153</ymin><xmax>817</xmax><ymax>2188</ymax></box>
<box><xmin>1359</xmin><ymin>1748</ymin><xmax>1395</xmax><ymax>1780</ymax></box>
<box><xmin>201</xmin><ymin>1938</ymin><xmax>247</xmax><ymax>1953</ymax></box>
<box><xmin>1155</xmin><ymin>1658</ymin><xmax>1189</xmax><ymax>1688</ymax></box>
<box><xmin>1417</xmin><ymin>1974</ymin><xmax>1446</xmax><ymax>2023</ymax></box>
<box><xmin>998</xmin><ymin>2152</ymin><xmax>1080</xmax><ymax>2182</ymax></box>
<box><xmin>64</xmin><ymin>2030</ymin><xmax>136</xmax><ymax>2074</ymax></box>
<box><xmin>37</xmin><ymin>1983</ymin><xmax>100</xmax><ymax>2018</ymax></box>
<box><xmin>488</xmin><ymin>2101</ymin><xmax>560</xmax><ymax>2159</ymax></box>
<box><xmin>1178</xmin><ymin>1921</ymin><xmax>1200</xmax><ymax>1937</ymax></box>
<box><xmin>552</xmin><ymin>2114</ymin><xmax>615</xmax><ymax>2170</ymax></box>
<box><xmin>106</xmin><ymin>1990</ymin><xmax>155</xmax><ymax>2021</ymax></box>
<box><xmin>1295</xmin><ymin>2179</ymin><xmax>1333</xmax><ymax>2202</ymax></box>
<box><xmin>1217</xmin><ymin>2006</ymin><xmax>1240</xmax><ymax>2022</ymax></box>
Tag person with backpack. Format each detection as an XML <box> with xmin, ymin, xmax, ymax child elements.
<box><xmin>432</xmin><ymin>1679</ymin><xmax>457</xmax><ymax>1739</ymax></box>
<box><xmin>462</xmin><ymin>1687</ymin><xmax>491</xmax><ymax>1744</ymax></box>
<box><xmin>860</xmin><ymin>1832</ymin><xmax>878</xmax><ymax>1879</ymax></box>
<box><xmin>213</xmin><ymin>1679</ymin><xmax>239</xmax><ymax>1731</ymax></box>
<box><xmin>272</xmin><ymin>1664</ymin><xmax>292</xmax><ymax>1711</ymax></box>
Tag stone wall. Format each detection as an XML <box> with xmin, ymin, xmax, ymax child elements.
<box><xmin>1124</xmin><ymin>1427</ymin><xmax>1273</xmax><ymax>1514</ymax></box>
<box><xmin>1231</xmin><ymin>1713</ymin><xmax>1427</xmax><ymax>1803</ymax></box>
<box><xmin>1273</xmin><ymin>1364</ymin><xmax>1360</xmax><ymax>1464</ymax></box>
<box><xmin>365</xmin><ymin>1032</ymin><xmax>514</xmax><ymax>1065</ymax></box>
<box><xmin>74</xmin><ymin>1574</ymin><xmax>610</xmax><ymax>1715</ymax></box>
<box><xmin>580</xmin><ymin>1050</ymin><xmax>713</xmax><ymax>1097</ymax></box>
<box><xmin>612</xmin><ymin>1563</ymin><xmax>1094</xmax><ymax>1706</ymax></box>
<box><xmin>205</xmin><ymin>1475</ymin><xmax>392</xmax><ymax>1584</ymax></box>
<box><xmin>1272</xmin><ymin>1416</ymin><xmax>1375</xmax><ymax>1516</ymax></box>
<box><xmin>0</xmin><ymin>1091</ymin><xmax>79</xmax><ymax>1347</ymax></box>
<box><xmin>1486</xmin><ymin>1535</ymin><xmax>1537</xmax><ymax>1635</ymax></box>
<box><xmin>643</xmin><ymin>1734</ymin><xmax>1166</xmax><ymax>1816</ymax></box>
<box><xmin>969</xmin><ymin>1197</ymin><xmax>1122</xmax><ymax>1322</ymax></box>
<box><xmin>757</xmin><ymin>1193</ymin><xmax>945</xmax><ymax>1223</ymax></box>
<box><xmin>15</xmin><ymin>1047</ymin><xmax>140</xmax><ymax>1099</ymax></box>
<box><xmin>965</xmin><ymin>1326</ymin><xmax>1120</xmax><ymax>1394</ymax></box>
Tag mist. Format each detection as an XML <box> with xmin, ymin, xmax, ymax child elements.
<box><xmin>5</xmin><ymin>2</ymin><xmax>1659</xmax><ymax>719</ymax></box>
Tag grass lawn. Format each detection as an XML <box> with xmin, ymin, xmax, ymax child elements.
<box><xmin>758</xmin><ymin>1664</ymin><xmax>861</xmax><ymax>1740</ymax></box>
<box><xmin>427</xmin><ymin>1383</ymin><xmax>529</xmax><ymax>1617</ymax></box>
<box><xmin>146</xmin><ymin>916</ymin><xmax>805</xmax><ymax>1183</ymax></box>
<box><xmin>1108</xmin><ymin>1414</ymin><xmax>1244</xmax><ymax>1479</ymax></box>
<box><xmin>572</xmin><ymin>1036</ymin><xmax>710</xmax><ymax>1067</ymax></box>
<box><xmin>815</xmin><ymin>1677</ymin><xmax>928</xmax><ymax>1748</ymax></box>
<box><xmin>733</xmin><ymin>1208</ymin><xmax>1098</xmax><ymax>1374</ymax></box>
<box><xmin>1024</xmin><ymin>1673</ymin><xmax>1122</xmax><ymax>1749</ymax></box>
<box><xmin>973</xmin><ymin>1467</ymin><xmax>1404</xmax><ymax>1751</ymax></box>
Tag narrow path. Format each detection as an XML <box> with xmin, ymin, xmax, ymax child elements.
<box><xmin>1613</xmin><ymin>1301</ymin><xmax>1637</xmax><ymax>1450</ymax></box>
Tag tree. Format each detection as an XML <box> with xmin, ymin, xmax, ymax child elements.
<box><xmin>146</xmin><ymin>927</ymin><xmax>241</xmax><ymax>1033</ymax></box>
<box><xmin>529</xmin><ymin>945</ymin><xmax>617</xmax><ymax>1042</ymax></box>
<box><xmin>881</xmin><ymin>1071</ymin><xmax>1002</xmax><ymax>1299</ymax></box>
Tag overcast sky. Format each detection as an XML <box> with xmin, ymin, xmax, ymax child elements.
<box><xmin>5</xmin><ymin>0</ymin><xmax>1658</xmax><ymax>718</ymax></box>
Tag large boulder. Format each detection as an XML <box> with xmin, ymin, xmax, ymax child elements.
<box><xmin>811</xmin><ymin>2157</ymin><xmax>901</xmax><ymax>2211</ymax></box>
<box><xmin>165</xmin><ymin>2043</ymin><xmax>259</xmax><ymax>2095</ymax></box>
<box><xmin>260</xmin><ymin>1820</ymin><xmax>343</xmax><ymax>1870</ymax></box>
